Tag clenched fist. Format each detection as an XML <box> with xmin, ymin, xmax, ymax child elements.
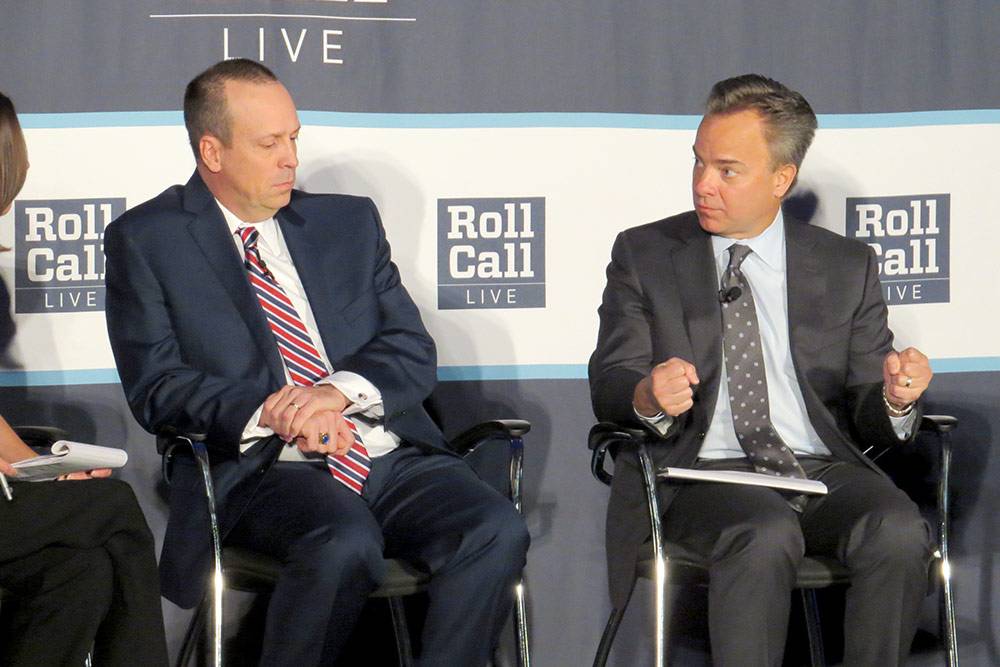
<box><xmin>883</xmin><ymin>347</ymin><xmax>932</xmax><ymax>409</ymax></box>
<box><xmin>633</xmin><ymin>357</ymin><xmax>700</xmax><ymax>418</ymax></box>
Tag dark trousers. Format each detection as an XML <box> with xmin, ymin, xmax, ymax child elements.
<box><xmin>0</xmin><ymin>478</ymin><xmax>168</xmax><ymax>667</ymax></box>
<box><xmin>663</xmin><ymin>457</ymin><xmax>933</xmax><ymax>667</ymax></box>
<box><xmin>226</xmin><ymin>445</ymin><xmax>530</xmax><ymax>667</ymax></box>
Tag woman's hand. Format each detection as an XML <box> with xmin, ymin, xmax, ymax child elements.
<box><xmin>58</xmin><ymin>468</ymin><xmax>113</xmax><ymax>481</ymax></box>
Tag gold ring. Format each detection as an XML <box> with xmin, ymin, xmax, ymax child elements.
<box><xmin>904</xmin><ymin>376</ymin><xmax>912</xmax><ymax>388</ymax></box>
<box><xmin>320</xmin><ymin>432</ymin><xmax>330</xmax><ymax>445</ymax></box>
<box><xmin>290</xmin><ymin>402</ymin><xmax>301</xmax><ymax>410</ymax></box>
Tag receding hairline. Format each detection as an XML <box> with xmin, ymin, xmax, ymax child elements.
<box><xmin>183</xmin><ymin>58</ymin><xmax>281</xmax><ymax>156</ymax></box>
<box><xmin>216</xmin><ymin>79</ymin><xmax>299</xmax><ymax>138</ymax></box>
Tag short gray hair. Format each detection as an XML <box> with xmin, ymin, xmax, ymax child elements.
<box><xmin>706</xmin><ymin>74</ymin><xmax>817</xmax><ymax>171</ymax></box>
<box><xmin>183</xmin><ymin>59</ymin><xmax>278</xmax><ymax>159</ymax></box>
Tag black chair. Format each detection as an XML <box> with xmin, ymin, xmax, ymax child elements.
<box><xmin>160</xmin><ymin>419</ymin><xmax>532</xmax><ymax>667</ymax></box>
<box><xmin>588</xmin><ymin>415</ymin><xmax>959</xmax><ymax>667</ymax></box>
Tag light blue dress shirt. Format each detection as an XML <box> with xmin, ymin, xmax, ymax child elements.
<box><xmin>700</xmin><ymin>211</ymin><xmax>831</xmax><ymax>458</ymax></box>
<box><xmin>637</xmin><ymin>210</ymin><xmax>915</xmax><ymax>457</ymax></box>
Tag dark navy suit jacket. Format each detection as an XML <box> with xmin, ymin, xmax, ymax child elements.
<box><xmin>105</xmin><ymin>171</ymin><xmax>447</xmax><ymax>608</ymax></box>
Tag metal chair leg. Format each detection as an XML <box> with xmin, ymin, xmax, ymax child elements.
<box><xmin>513</xmin><ymin>577</ymin><xmax>530</xmax><ymax>667</ymax></box>
<box><xmin>937</xmin><ymin>429</ymin><xmax>959</xmax><ymax>667</ymax></box>
<box><xmin>387</xmin><ymin>596</ymin><xmax>414</xmax><ymax>667</ymax></box>
<box><xmin>636</xmin><ymin>444</ymin><xmax>668</xmax><ymax>667</ymax></box>
<box><xmin>800</xmin><ymin>589</ymin><xmax>826</xmax><ymax>667</ymax></box>
<box><xmin>186</xmin><ymin>439</ymin><xmax>224</xmax><ymax>667</ymax></box>
<box><xmin>940</xmin><ymin>573</ymin><xmax>959</xmax><ymax>667</ymax></box>
<box><xmin>176</xmin><ymin>597</ymin><xmax>209</xmax><ymax>667</ymax></box>
<box><xmin>593</xmin><ymin>607</ymin><xmax>627</xmax><ymax>667</ymax></box>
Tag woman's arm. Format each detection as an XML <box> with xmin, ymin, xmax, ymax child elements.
<box><xmin>0</xmin><ymin>416</ymin><xmax>110</xmax><ymax>479</ymax></box>
<box><xmin>0</xmin><ymin>415</ymin><xmax>38</xmax><ymax>463</ymax></box>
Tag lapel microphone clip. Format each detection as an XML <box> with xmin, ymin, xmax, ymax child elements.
<box><xmin>718</xmin><ymin>286</ymin><xmax>742</xmax><ymax>303</ymax></box>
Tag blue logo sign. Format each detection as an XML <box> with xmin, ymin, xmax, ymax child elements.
<box><xmin>14</xmin><ymin>198</ymin><xmax>124</xmax><ymax>313</ymax></box>
<box><xmin>846</xmin><ymin>194</ymin><xmax>950</xmax><ymax>305</ymax></box>
<box><xmin>437</xmin><ymin>197</ymin><xmax>545</xmax><ymax>309</ymax></box>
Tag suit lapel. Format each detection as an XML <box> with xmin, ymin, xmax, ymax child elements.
<box><xmin>276</xmin><ymin>204</ymin><xmax>346</xmax><ymax>363</ymax></box>
<box><xmin>672</xmin><ymin>220</ymin><xmax>723</xmax><ymax>418</ymax></box>
<box><xmin>182</xmin><ymin>173</ymin><xmax>286</xmax><ymax>386</ymax></box>
<box><xmin>784</xmin><ymin>216</ymin><xmax>826</xmax><ymax>363</ymax></box>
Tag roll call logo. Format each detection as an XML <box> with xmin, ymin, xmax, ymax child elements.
<box><xmin>847</xmin><ymin>194</ymin><xmax>950</xmax><ymax>305</ymax></box>
<box><xmin>13</xmin><ymin>199</ymin><xmax>124</xmax><ymax>313</ymax></box>
<box><xmin>438</xmin><ymin>198</ymin><xmax>545</xmax><ymax>310</ymax></box>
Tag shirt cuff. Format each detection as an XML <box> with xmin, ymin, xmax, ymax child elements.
<box><xmin>890</xmin><ymin>409</ymin><xmax>919</xmax><ymax>440</ymax></box>
<box><xmin>634</xmin><ymin>405</ymin><xmax>673</xmax><ymax>436</ymax></box>
<box><xmin>319</xmin><ymin>371</ymin><xmax>384</xmax><ymax>418</ymax></box>
<box><xmin>240</xmin><ymin>403</ymin><xmax>275</xmax><ymax>453</ymax></box>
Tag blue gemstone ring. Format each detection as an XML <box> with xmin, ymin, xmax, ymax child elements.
<box><xmin>320</xmin><ymin>433</ymin><xmax>330</xmax><ymax>445</ymax></box>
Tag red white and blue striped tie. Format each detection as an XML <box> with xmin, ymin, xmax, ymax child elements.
<box><xmin>238</xmin><ymin>226</ymin><xmax>371</xmax><ymax>494</ymax></box>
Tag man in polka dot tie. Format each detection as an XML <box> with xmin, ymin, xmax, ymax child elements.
<box><xmin>590</xmin><ymin>74</ymin><xmax>933</xmax><ymax>666</ymax></box>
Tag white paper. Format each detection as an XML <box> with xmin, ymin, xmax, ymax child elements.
<box><xmin>659</xmin><ymin>467</ymin><xmax>828</xmax><ymax>495</ymax></box>
<box><xmin>11</xmin><ymin>441</ymin><xmax>128</xmax><ymax>482</ymax></box>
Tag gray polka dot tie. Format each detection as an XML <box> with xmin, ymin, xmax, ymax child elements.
<box><xmin>721</xmin><ymin>244</ymin><xmax>807</xmax><ymax>510</ymax></box>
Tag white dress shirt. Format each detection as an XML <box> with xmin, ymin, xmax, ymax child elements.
<box><xmin>217</xmin><ymin>200</ymin><xmax>401</xmax><ymax>461</ymax></box>
<box><xmin>639</xmin><ymin>210</ymin><xmax>916</xmax><ymax>456</ymax></box>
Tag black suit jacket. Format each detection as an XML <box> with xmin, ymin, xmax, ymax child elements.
<box><xmin>588</xmin><ymin>210</ymin><xmax>920</xmax><ymax>606</ymax></box>
<box><xmin>105</xmin><ymin>171</ymin><xmax>447</xmax><ymax>608</ymax></box>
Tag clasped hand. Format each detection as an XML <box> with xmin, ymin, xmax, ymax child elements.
<box><xmin>260</xmin><ymin>384</ymin><xmax>357</xmax><ymax>456</ymax></box>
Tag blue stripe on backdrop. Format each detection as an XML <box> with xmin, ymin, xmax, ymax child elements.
<box><xmin>18</xmin><ymin>110</ymin><xmax>1000</xmax><ymax>130</ymax></box>
<box><xmin>2</xmin><ymin>357</ymin><xmax>998</xmax><ymax>387</ymax></box>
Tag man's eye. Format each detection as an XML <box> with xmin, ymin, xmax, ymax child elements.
<box><xmin>722</xmin><ymin>168</ymin><xmax>737</xmax><ymax>177</ymax></box>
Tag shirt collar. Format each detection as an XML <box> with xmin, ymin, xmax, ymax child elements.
<box><xmin>711</xmin><ymin>209</ymin><xmax>785</xmax><ymax>271</ymax></box>
<box><xmin>215</xmin><ymin>198</ymin><xmax>278</xmax><ymax>249</ymax></box>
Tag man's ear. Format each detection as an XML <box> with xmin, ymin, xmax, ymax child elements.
<box><xmin>773</xmin><ymin>163</ymin><xmax>797</xmax><ymax>199</ymax></box>
<box><xmin>199</xmin><ymin>135</ymin><xmax>224</xmax><ymax>173</ymax></box>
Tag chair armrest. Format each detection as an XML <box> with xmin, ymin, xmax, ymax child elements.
<box><xmin>588</xmin><ymin>422</ymin><xmax>650</xmax><ymax>487</ymax></box>
<box><xmin>157</xmin><ymin>428</ymin><xmax>209</xmax><ymax>486</ymax></box>
<box><xmin>13</xmin><ymin>425</ymin><xmax>70</xmax><ymax>451</ymax></box>
<box><xmin>920</xmin><ymin>414</ymin><xmax>958</xmax><ymax>434</ymax></box>
<box><xmin>587</xmin><ymin>422</ymin><xmax>667</xmax><ymax>607</ymax></box>
<box><xmin>449</xmin><ymin>419</ymin><xmax>530</xmax><ymax>457</ymax></box>
<box><xmin>155</xmin><ymin>429</ymin><xmax>220</xmax><ymax>571</ymax></box>
<box><xmin>450</xmin><ymin>419</ymin><xmax>530</xmax><ymax>516</ymax></box>
<box><xmin>156</xmin><ymin>426</ymin><xmax>208</xmax><ymax>456</ymax></box>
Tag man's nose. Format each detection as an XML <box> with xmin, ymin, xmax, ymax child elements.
<box><xmin>280</xmin><ymin>141</ymin><xmax>299</xmax><ymax>169</ymax></box>
<box><xmin>693</xmin><ymin>169</ymin><xmax>716</xmax><ymax>196</ymax></box>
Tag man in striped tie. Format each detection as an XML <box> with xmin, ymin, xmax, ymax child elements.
<box><xmin>105</xmin><ymin>59</ymin><xmax>529</xmax><ymax>666</ymax></box>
